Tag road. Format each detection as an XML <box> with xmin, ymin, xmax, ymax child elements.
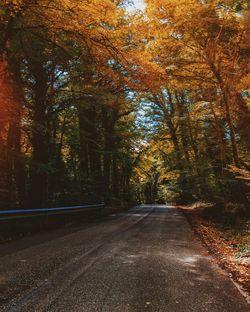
<box><xmin>0</xmin><ymin>205</ymin><xmax>249</xmax><ymax>312</ymax></box>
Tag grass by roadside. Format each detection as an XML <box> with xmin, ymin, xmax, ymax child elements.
<box><xmin>179</xmin><ymin>205</ymin><xmax>250</xmax><ymax>297</ymax></box>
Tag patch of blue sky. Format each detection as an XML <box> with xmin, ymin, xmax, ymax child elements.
<box><xmin>126</xmin><ymin>0</ymin><xmax>145</xmax><ymax>13</ymax></box>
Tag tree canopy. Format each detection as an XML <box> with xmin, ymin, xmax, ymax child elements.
<box><xmin>0</xmin><ymin>0</ymin><xmax>249</xmax><ymax>214</ymax></box>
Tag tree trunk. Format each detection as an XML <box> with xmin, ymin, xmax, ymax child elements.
<box><xmin>112</xmin><ymin>153</ymin><xmax>119</xmax><ymax>198</ymax></box>
<box><xmin>77</xmin><ymin>104</ymin><xmax>90</xmax><ymax>180</ymax></box>
<box><xmin>30</xmin><ymin>62</ymin><xmax>49</xmax><ymax>207</ymax></box>
<box><xmin>208</xmin><ymin>59</ymin><xmax>240</xmax><ymax>166</ymax></box>
<box><xmin>223</xmin><ymin>91</ymin><xmax>240</xmax><ymax>167</ymax></box>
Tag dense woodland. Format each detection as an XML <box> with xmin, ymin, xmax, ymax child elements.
<box><xmin>0</xmin><ymin>0</ymin><xmax>249</xmax><ymax>216</ymax></box>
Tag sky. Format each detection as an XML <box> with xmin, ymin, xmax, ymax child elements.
<box><xmin>126</xmin><ymin>0</ymin><xmax>145</xmax><ymax>12</ymax></box>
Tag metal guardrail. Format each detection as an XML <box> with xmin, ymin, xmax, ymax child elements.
<box><xmin>0</xmin><ymin>203</ymin><xmax>105</xmax><ymax>221</ymax></box>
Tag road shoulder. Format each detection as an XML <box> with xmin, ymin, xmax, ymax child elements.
<box><xmin>179</xmin><ymin>205</ymin><xmax>250</xmax><ymax>302</ymax></box>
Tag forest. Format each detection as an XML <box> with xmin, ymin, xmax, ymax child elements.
<box><xmin>0</xmin><ymin>0</ymin><xmax>249</xmax><ymax>217</ymax></box>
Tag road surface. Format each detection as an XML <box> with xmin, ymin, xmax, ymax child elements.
<box><xmin>0</xmin><ymin>205</ymin><xmax>249</xmax><ymax>312</ymax></box>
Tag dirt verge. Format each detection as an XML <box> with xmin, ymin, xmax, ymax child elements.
<box><xmin>179</xmin><ymin>206</ymin><xmax>250</xmax><ymax>297</ymax></box>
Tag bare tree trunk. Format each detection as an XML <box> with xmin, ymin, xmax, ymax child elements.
<box><xmin>223</xmin><ymin>91</ymin><xmax>240</xmax><ymax>167</ymax></box>
<box><xmin>30</xmin><ymin>62</ymin><xmax>49</xmax><ymax>207</ymax></box>
<box><xmin>208</xmin><ymin>59</ymin><xmax>240</xmax><ymax>166</ymax></box>
<box><xmin>112</xmin><ymin>153</ymin><xmax>119</xmax><ymax>198</ymax></box>
<box><xmin>77</xmin><ymin>104</ymin><xmax>90</xmax><ymax>180</ymax></box>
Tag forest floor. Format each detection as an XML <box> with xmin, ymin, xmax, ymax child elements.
<box><xmin>180</xmin><ymin>205</ymin><xmax>250</xmax><ymax>298</ymax></box>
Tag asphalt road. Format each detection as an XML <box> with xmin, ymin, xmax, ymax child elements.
<box><xmin>0</xmin><ymin>205</ymin><xmax>249</xmax><ymax>312</ymax></box>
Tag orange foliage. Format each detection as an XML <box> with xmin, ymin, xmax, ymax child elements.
<box><xmin>0</xmin><ymin>58</ymin><xmax>19</xmax><ymax>145</ymax></box>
